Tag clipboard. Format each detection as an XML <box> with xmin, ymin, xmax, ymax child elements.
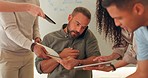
<box><xmin>74</xmin><ymin>61</ymin><xmax>111</xmax><ymax>69</ymax></box>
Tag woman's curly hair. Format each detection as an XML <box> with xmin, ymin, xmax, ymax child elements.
<box><xmin>96</xmin><ymin>0</ymin><xmax>123</xmax><ymax>46</ymax></box>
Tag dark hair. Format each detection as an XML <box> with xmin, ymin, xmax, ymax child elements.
<box><xmin>72</xmin><ymin>7</ymin><xmax>91</xmax><ymax>20</ymax></box>
<box><xmin>96</xmin><ymin>0</ymin><xmax>123</xmax><ymax>46</ymax></box>
<box><xmin>102</xmin><ymin>0</ymin><xmax>148</xmax><ymax>9</ymax></box>
<box><xmin>103</xmin><ymin>0</ymin><xmax>132</xmax><ymax>8</ymax></box>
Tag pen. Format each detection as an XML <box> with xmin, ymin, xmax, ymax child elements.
<box><xmin>45</xmin><ymin>14</ymin><xmax>56</xmax><ymax>24</ymax></box>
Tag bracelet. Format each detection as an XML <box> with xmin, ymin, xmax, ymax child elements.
<box><xmin>110</xmin><ymin>63</ymin><xmax>116</xmax><ymax>71</ymax></box>
<box><xmin>31</xmin><ymin>43</ymin><xmax>37</xmax><ymax>52</ymax></box>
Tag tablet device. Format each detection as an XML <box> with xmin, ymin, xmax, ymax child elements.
<box><xmin>74</xmin><ymin>61</ymin><xmax>111</xmax><ymax>69</ymax></box>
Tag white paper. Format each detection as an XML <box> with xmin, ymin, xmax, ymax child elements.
<box><xmin>37</xmin><ymin>43</ymin><xmax>61</xmax><ymax>61</ymax></box>
<box><xmin>74</xmin><ymin>61</ymin><xmax>111</xmax><ymax>69</ymax></box>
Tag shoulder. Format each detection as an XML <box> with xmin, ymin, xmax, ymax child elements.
<box><xmin>134</xmin><ymin>26</ymin><xmax>148</xmax><ymax>41</ymax></box>
<box><xmin>43</xmin><ymin>31</ymin><xmax>57</xmax><ymax>39</ymax></box>
<box><xmin>135</xmin><ymin>26</ymin><xmax>148</xmax><ymax>34</ymax></box>
<box><xmin>134</xmin><ymin>26</ymin><xmax>148</xmax><ymax>60</ymax></box>
<box><xmin>43</xmin><ymin>29</ymin><xmax>63</xmax><ymax>40</ymax></box>
<box><xmin>85</xmin><ymin>29</ymin><xmax>95</xmax><ymax>37</ymax></box>
<box><xmin>83</xmin><ymin>29</ymin><xmax>97</xmax><ymax>41</ymax></box>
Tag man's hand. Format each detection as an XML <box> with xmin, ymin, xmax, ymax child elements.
<box><xmin>33</xmin><ymin>44</ymin><xmax>48</xmax><ymax>59</ymax></box>
<box><xmin>34</xmin><ymin>37</ymin><xmax>41</xmax><ymax>43</ymax></box>
<box><xmin>58</xmin><ymin>57</ymin><xmax>80</xmax><ymax>70</ymax></box>
<box><xmin>59</xmin><ymin>48</ymin><xmax>79</xmax><ymax>59</ymax></box>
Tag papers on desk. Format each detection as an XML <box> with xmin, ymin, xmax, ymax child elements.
<box><xmin>74</xmin><ymin>61</ymin><xmax>112</xmax><ymax>69</ymax></box>
<box><xmin>37</xmin><ymin>43</ymin><xmax>61</xmax><ymax>61</ymax></box>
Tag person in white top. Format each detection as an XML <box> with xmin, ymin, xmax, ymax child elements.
<box><xmin>0</xmin><ymin>0</ymin><xmax>48</xmax><ymax>78</ymax></box>
<box><xmin>0</xmin><ymin>1</ymin><xmax>45</xmax><ymax>18</ymax></box>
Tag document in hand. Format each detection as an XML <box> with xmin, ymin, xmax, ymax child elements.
<box><xmin>74</xmin><ymin>61</ymin><xmax>112</xmax><ymax>69</ymax></box>
<box><xmin>37</xmin><ymin>43</ymin><xmax>61</xmax><ymax>61</ymax></box>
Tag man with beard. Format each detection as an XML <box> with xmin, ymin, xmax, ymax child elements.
<box><xmin>35</xmin><ymin>7</ymin><xmax>101</xmax><ymax>78</ymax></box>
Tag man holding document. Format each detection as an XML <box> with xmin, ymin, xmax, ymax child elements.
<box><xmin>35</xmin><ymin>7</ymin><xmax>101</xmax><ymax>78</ymax></box>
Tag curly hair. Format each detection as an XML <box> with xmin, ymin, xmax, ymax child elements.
<box><xmin>96</xmin><ymin>0</ymin><xmax>123</xmax><ymax>47</ymax></box>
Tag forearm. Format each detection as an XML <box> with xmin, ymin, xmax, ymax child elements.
<box><xmin>114</xmin><ymin>60</ymin><xmax>129</xmax><ymax>69</ymax></box>
<box><xmin>40</xmin><ymin>59</ymin><xmax>59</xmax><ymax>73</ymax></box>
<box><xmin>33</xmin><ymin>18</ymin><xmax>40</xmax><ymax>39</ymax></box>
<box><xmin>112</xmin><ymin>42</ymin><xmax>128</xmax><ymax>59</ymax></box>
<box><xmin>127</xmin><ymin>60</ymin><xmax>148</xmax><ymax>78</ymax></box>
<box><xmin>0</xmin><ymin>1</ymin><xmax>30</xmax><ymax>12</ymax></box>
<box><xmin>5</xmin><ymin>26</ymin><xmax>32</xmax><ymax>50</ymax></box>
<box><xmin>78</xmin><ymin>56</ymin><xmax>97</xmax><ymax>65</ymax></box>
<box><xmin>109</xmin><ymin>53</ymin><xmax>121</xmax><ymax>60</ymax></box>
